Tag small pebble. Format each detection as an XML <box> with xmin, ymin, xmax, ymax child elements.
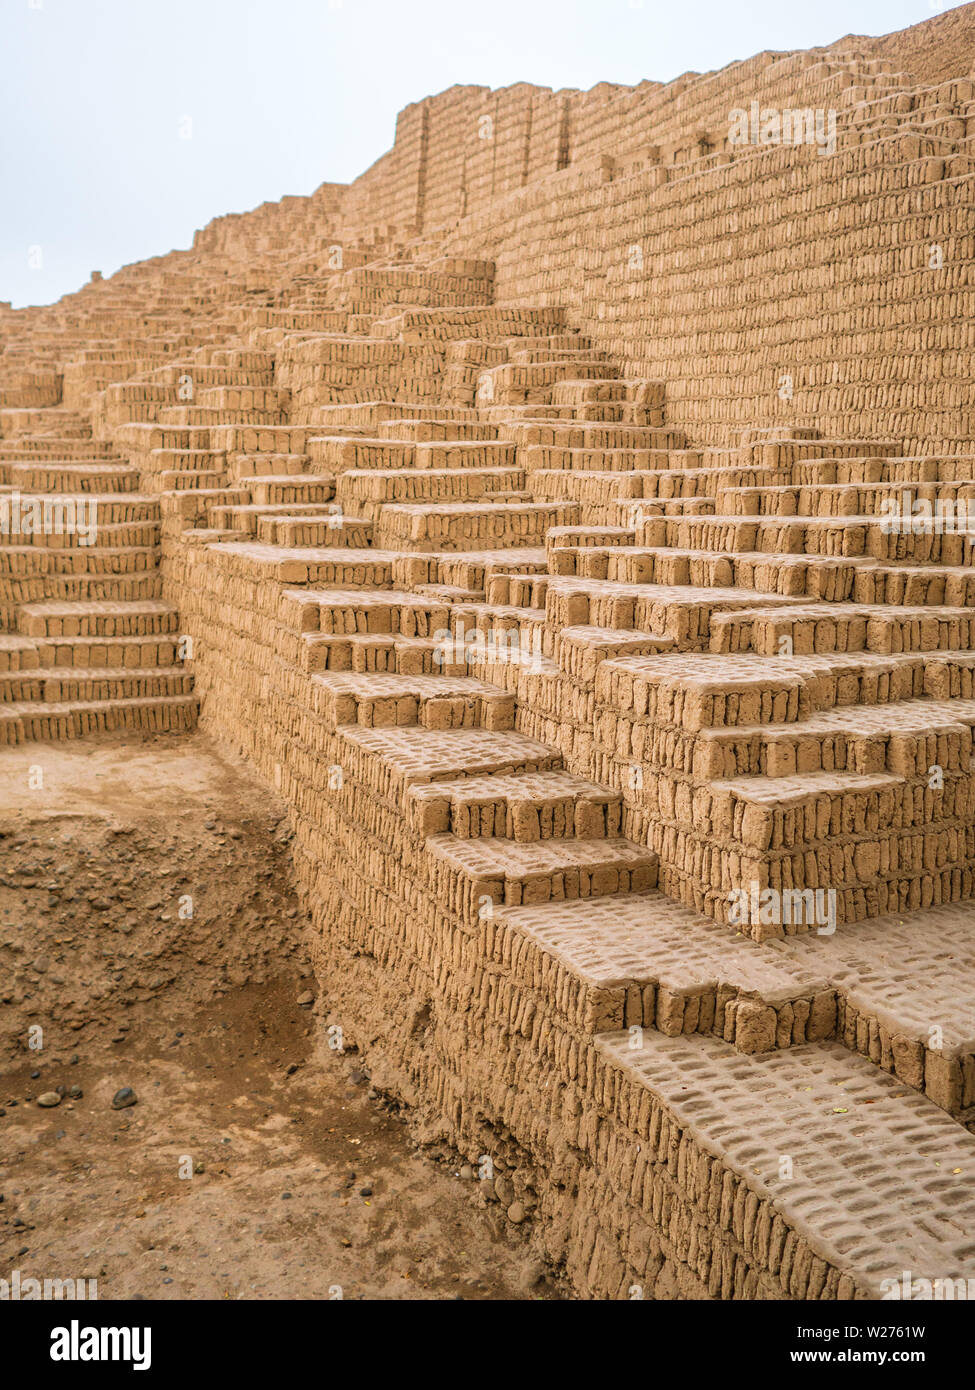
<box><xmin>37</xmin><ymin>1092</ymin><xmax>61</xmax><ymax>1108</ymax></box>
<box><xmin>111</xmin><ymin>1087</ymin><xmax>137</xmax><ymax>1110</ymax></box>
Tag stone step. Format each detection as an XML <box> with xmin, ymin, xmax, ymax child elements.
<box><xmin>653</xmin><ymin>512</ymin><xmax>975</xmax><ymax>566</ymax></box>
<box><xmin>337</xmin><ymin>725</ymin><xmax>565</xmax><ymax>799</ymax></box>
<box><xmin>311</xmin><ymin>671</ymin><xmax>515</xmax><ymax>730</ymax></box>
<box><xmin>296</xmin><ymin>630</ymin><xmax>455</xmax><ymax>676</ymax></box>
<box><xmin>482</xmin><ymin>360</ymin><xmax>621</xmax><ymax>406</ymax></box>
<box><xmin>425</xmin><ymin>833</ymin><xmax>658</xmax><ymax>911</ymax></box>
<box><xmin>157</xmin><ymin>404</ymin><xmax>288</xmax><ymax>427</ymax></box>
<box><xmin>0</xmin><ymin>664</ymin><xmax>194</xmax><ymax>703</ymax></box>
<box><xmin>595</xmin><ymin>653</ymin><xmax>814</xmax><ymax>728</ymax></box>
<box><xmin>546</xmin><ymin>577</ymin><xmax>802</xmax><ymax>646</ymax></box>
<box><xmin>376</xmin><ymin>418</ymin><xmax>500</xmax><ymax>442</ymax></box>
<box><xmin>494</xmin><ymin>889</ymin><xmax>830</xmax><ymax>1040</ymax></box>
<box><xmin>227</xmin><ymin>452</ymin><xmax>309</xmax><ymax>480</ymax></box>
<box><xmin>710</xmin><ymin>603</ymin><xmax>975</xmax><ymax>656</ymax></box>
<box><xmin>0</xmin><ymin>545</ymin><xmax>160</xmax><ymax>575</ymax></box>
<box><xmin>337</xmin><ymin>467</ymin><xmax>524</xmax><ymax>519</ymax></box>
<box><xmin>244</xmin><ymin>474</ymin><xmax>336</xmax><ymax>505</ymax></box>
<box><xmin>375</xmin><ymin>499</ymin><xmax>581</xmax><ymax>552</ymax></box>
<box><xmin>0</xmin><ymin>519</ymin><xmax>160</xmax><ymax>550</ymax></box>
<box><xmin>520</xmin><ymin>445</ymin><xmax>696</xmax><ymax>473</ymax></box>
<box><xmin>555</xmin><ymin>625</ymin><xmax>677</xmax><ymax>680</ymax></box>
<box><xmin>310</xmin><ymin>435</ymin><xmax>515</xmax><ymax>471</ymax></box>
<box><xmin>17</xmin><ymin>598</ymin><xmax>180</xmax><ymax>638</ymax></box>
<box><xmin>0</xmin><ymin>631</ymin><xmax>180</xmax><ymax>672</ymax></box>
<box><xmin>0</xmin><ymin>692</ymin><xmax>198</xmax><ymax>745</ymax></box>
<box><xmin>718</xmin><ymin>478</ymin><xmax>975</xmax><ymax>517</ymax></box>
<box><xmin>0</xmin><ymin>571</ymin><xmax>163</xmax><ymax>622</ymax></box>
<box><xmin>695</xmin><ymin>696</ymin><xmax>975</xmax><ymax>778</ymax></box>
<box><xmin>194</xmin><ymin>385</ymin><xmax>290</xmax><ymax>412</ymax></box>
<box><xmin>279</xmin><ymin>587</ymin><xmax>450</xmax><ymax>637</ymax></box>
<box><xmin>597</xmin><ymin>1030</ymin><xmax>975</xmax><ymax>1298</ymax></box>
<box><xmin>580</xmin><ymin>545</ymin><xmax>972</xmax><ymax>608</ymax></box>
<box><xmin>257</xmin><ymin>514</ymin><xmax>372</xmax><ymax>548</ymax></box>
<box><xmin>5</xmin><ymin>462</ymin><xmax>139</xmax><ymax>493</ymax></box>
<box><xmin>407</xmin><ymin>769</ymin><xmax>624</xmax><ymax>840</ymax></box>
<box><xmin>207</xmin><ymin>501</ymin><xmax>340</xmax><ymax>535</ymax></box>
<box><xmin>154</xmin><ymin>469</ymin><xmax>228</xmax><ymax>492</ymax></box>
<box><xmin>500</xmin><ymin>421</ymin><xmax>682</xmax><ymax>450</ymax></box>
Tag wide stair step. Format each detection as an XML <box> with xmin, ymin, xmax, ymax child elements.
<box><xmin>17</xmin><ymin>599</ymin><xmax>180</xmax><ymax>638</ymax></box>
<box><xmin>0</xmin><ymin>632</ymin><xmax>180</xmax><ymax>671</ymax></box>
<box><xmin>311</xmin><ymin>671</ymin><xmax>515</xmax><ymax>730</ymax></box>
<box><xmin>426</xmin><ymin>833</ymin><xmax>658</xmax><ymax>910</ymax></box>
<box><xmin>0</xmin><ymin>665</ymin><xmax>193</xmax><ymax>703</ymax></box>
<box><xmin>407</xmin><ymin>769</ymin><xmax>624</xmax><ymax>839</ymax></box>
<box><xmin>337</xmin><ymin>725</ymin><xmax>565</xmax><ymax>798</ymax></box>
<box><xmin>0</xmin><ymin>693</ymin><xmax>198</xmax><ymax>745</ymax></box>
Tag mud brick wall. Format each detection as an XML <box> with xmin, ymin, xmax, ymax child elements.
<box><xmin>339</xmin><ymin>62</ymin><xmax>975</xmax><ymax>452</ymax></box>
<box><xmin>416</xmin><ymin>86</ymin><xmax>488</xmax><ymax>229</ymax></box>
<box><xmin>524</xmin><ymin>89</ymin><xmax>571</xmax><ymax>182</ymax></box>
<box><xmin>158</xmin><ymin>533</ymin><xmax>887</xmax><ymax>1299</ymax></box>
<box><xmin>436</xmin><ymin>138</ymin><xmax>975</xmax><ymax>452</ymax></box>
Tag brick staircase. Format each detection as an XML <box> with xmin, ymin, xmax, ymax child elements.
<box><xmin>108</xmin><ymin>247</ymin><xmax>968</xmax><ymax>1296</ymax></box>
<box><xmin>0</xmin><ymin>408</ymin><xmax>196</xmax><ymax>743</ymax></box>
<box><xmin>4</xmin><ymin>19</ymin><xmax>975</xmax><ymax>1298</ymax></box>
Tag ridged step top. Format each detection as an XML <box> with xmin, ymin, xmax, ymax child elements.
<box><xmin>598</xmin><ymin>1031</ymin><xmax>975</xmax><ymax>1298</ymax></box>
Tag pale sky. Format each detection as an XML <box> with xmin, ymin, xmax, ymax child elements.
<box><xmin>0</xmin><ymin>0</ymin><xmax>961</xmax><ymax>307</ymax></box>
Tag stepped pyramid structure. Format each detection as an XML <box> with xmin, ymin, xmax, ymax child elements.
<box><xmin>4</xmin><ymin>7</ymin><xmax>975</xmax><ymax>1298</ymax></box>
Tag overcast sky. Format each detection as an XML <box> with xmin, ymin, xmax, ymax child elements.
<box><xmin>0</xmin><ymin>0</ymin><xmax>959</xmax><ymax>307</ymax></box>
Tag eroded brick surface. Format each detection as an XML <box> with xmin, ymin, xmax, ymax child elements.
<box><xmin>4</xmin><ymin>14</ymin><xmax>975</xmax><ymax>1298</ymax></box>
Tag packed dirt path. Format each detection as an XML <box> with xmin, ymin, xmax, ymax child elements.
<box><xmin>0</xmin><ymin>735</ymin><xmax>559</xmax><ymax>1300</ymax></box>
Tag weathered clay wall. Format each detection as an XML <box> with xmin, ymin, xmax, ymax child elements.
<box><xmin>158</xmin><ymin>532</ymin><xmax>874</xmax><ymax>1301</ymax></box>
<box><xmin>440</xmin><ymin>131</ymin><xmax>975</xmax><ymax>452</ymax></box>
<box><xmin>339</xmin><ymin>53</ymin><xmax>975</xmax><ymax>451</ymax></box>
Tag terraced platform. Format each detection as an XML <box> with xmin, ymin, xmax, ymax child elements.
<box><xmin>4</xmin><ymin>7</ymin><xmax>975</xmax><ymax>1298</ymax></box>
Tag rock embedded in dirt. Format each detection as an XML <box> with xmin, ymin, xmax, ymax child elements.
<box><xmin>37</xmin><ymin>1092</ymin><xmax>62</xmax><ymax>1108</ymax></box>
<box><xmin>111</xmin><ymin>1086</ymin><xmax>138</xmax><ymax>1110</ymax></box>
<box><xmin>507</xmin><ymin>1201</ymin><xmax>527</xmax><ymax>1225</ymax></box>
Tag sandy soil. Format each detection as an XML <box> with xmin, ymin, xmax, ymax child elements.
<box><xmin>0</xmin><ymin>734</ymin><xmax>559</xmax><ymax>1300</ymax></box>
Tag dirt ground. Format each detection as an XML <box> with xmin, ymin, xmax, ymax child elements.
<box><xmin>0</xmin><ymin>734</ymin><xmax>559</xmax><ymax>1300</ymax></box>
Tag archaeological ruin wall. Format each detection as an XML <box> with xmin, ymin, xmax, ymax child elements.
<box><xmin>340</xmin><ymin>55</ymin><xmax>975</xmax><ymax>452</ymax></box>
<box><xmin>5</xmin><ymin>6</ymin><xmax>975</xmax><ymax>1304</ymax></box>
